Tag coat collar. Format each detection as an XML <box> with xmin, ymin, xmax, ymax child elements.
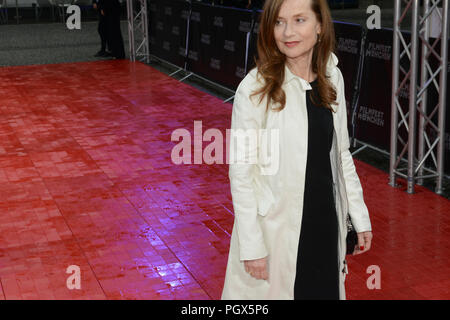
<box><xmin>283</xmin><ymin>52</ymin><xmax>339</xmax><ymax>91</ymax></box>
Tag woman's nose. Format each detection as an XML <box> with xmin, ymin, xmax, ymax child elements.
<box><xmin>283</xmin><ymin>22</ymin><xmax>295</xmax><ymax>38</ymax></box>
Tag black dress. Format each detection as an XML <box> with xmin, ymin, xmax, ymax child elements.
<box><xmin>293</xmin><ymin>78</ymin><xmax>339</xmax><ymax>300</ymax></box>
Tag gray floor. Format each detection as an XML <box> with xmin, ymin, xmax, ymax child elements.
<box><xmin>0</xmin><ymin>20</ymin><xmax>129</xmax><ymax>67</ymax></box>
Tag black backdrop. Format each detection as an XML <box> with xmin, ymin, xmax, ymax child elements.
<box><xmin>147</xmin><ymin>2</ymin><xmax>450</xmax><ymax>174</ymax></box>
<box><xmin>148</xmin><ymin>0</ymin><xmax>190</xmax><ymax>68</ymax></box>
<box><xmin>334</xmin><ymin>21</ymin><xmax>364</xmax><ymax>134</ymax></box>
<box><xmin>186</xmin><ymin>3</ymin><xmax>252</xmax><ymax>89</ymax></box>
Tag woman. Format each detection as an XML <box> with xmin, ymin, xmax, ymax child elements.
<box><xmin>221</xmin><ymin>0</ymin><xmax>373</xmax><ymax>300</ymax></box>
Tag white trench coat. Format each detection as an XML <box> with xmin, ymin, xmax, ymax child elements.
<box><xmin>221</xmin><ymin>53</ymin><xmax>372</xmax><ymax>300</ymax></box>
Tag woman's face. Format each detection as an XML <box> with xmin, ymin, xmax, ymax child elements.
<box><xmin>273</xmin><ymin>0</ymin><xmax>321</xmax><ymax>65</ymax></box>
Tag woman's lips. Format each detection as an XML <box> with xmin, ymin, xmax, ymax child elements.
<box><xmin>284</xmin><ymin>41</ymin><xmax>300</xmax><ymax>47</ymax></box>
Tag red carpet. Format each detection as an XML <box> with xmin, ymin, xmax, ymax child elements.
<box><xmin>0</xmin><ymin>60</ymin><xmax>449</xmax><ymax>299</ymax></box>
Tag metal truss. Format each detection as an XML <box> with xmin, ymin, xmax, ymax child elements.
<box><xmin>390</xmin><ymin>0</ymin><xmax>448</xmax><ymax>194</ymax></box>
<box><xmin>126</xmin><ymin>0</ymin><xmax>150</xmax><ymax>63</ymax></box>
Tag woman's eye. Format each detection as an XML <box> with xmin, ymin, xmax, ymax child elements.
<box><xmin>275</xmin><ymin>20</ymin><xmax>283</xmax><ymax>25</ymax></box>
<box><xmin>296</xmin><ymin>18</ymin><xmax>305</xmax><ymax>23</ymax></box>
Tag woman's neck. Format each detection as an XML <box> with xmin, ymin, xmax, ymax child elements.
<box><xmin>286</xmin><ymin>53</ymin><xmax>316</xmax><ymax>82</ymax></box>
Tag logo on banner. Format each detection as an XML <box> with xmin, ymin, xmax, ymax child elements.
<box><xmin>235</xmin><ymin>67</ymin><xmax>246</xmax><ymax>79</ymax></box>
<box><xmin>201</xmin><ymin>34</ymin><xmax>211</xmax><ymax>45</ymax></box>
<box><xmin>149</xmin><ymin>3</ymin><xmax>157</xmax><ymax>12</ymax></box>
<box><xmin>337</xmin><ymin>37</ymin><xmax>358</xmax><ymax>54</ymax></box>
<box><xmin>214</xmin><ymin>16</ymin><xmax>224</xmax><ymax>27</ymax></box>
<box><xmin>188</xmin><ymin>50</ymin><xmax>199</xmax><ymax>61</ymax></box>
<box><xmin>399</xmin><ymin>83</ymin><xmax>409</xmax><ymax>99</ymax></box>
<box><xmin>253</xmin><ymin>22</ymin><xmax>260</xmax><ymax>34</ymax></box>
<box><xmin>163</xmin><ymin>41</ymin><xmax>170</xmax><ymax>51</ymax></box>
<box><xmin>181</xmin><ymin>10</ymin><xmax>189</xmax><ymax>20</ymax></box>
<box><xmin>210</xmin><ymin>58</ymin><xmax>221</xmax><ymax>70</ymax></box>
<box><xmin>426</xmin><ymin>128</ymin><xmax>448</xmax><ymax>152</ymax></box>
<box><xmin>191</xmin><ymin>11</ymin><xmax>200</xmax><ymax>22</ymax></box>
<box><xmin>156</xmin><ymin>21</ymin><xmax>164</xmax><ymax>31</ymax></box>
<box><xmin>172</xmin><ymin>26</ymin><xmax>180</xmax><ymax>36</ymax></box>
<box><xmin>164</xmin><ymin>6</ymin><xmax>172</xmax><ymax>16</ymax></box>
<box><xmin>358</xmin><ymin>106</ymin><xmax>385</xmax><ymax>127</ymax></box>
<box><xmin>179</xmin><ymin>47</ymin><xmax>187</xmax><ymax>57</ymax></box>
<box><xmin>224</xmin><ymin>40</ymin><xmax>235</xmax><ymax>52</ymax></box>
<box><xmin>239</xmin><ymin>21</ymin><xmax>252</xmax><ymax>33</ymax></box>
<box><xmin>366</xmin><ymin>42</ymin><xmax>392</xmax><ymax>60</ymax></box>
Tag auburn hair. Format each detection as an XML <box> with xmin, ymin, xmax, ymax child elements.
<box><xmin>251</xmin><ymin>0</ymin><xmax>337</xmax><ymax>112</ymax></box>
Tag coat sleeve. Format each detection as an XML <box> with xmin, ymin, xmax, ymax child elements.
<box><xmin>229</xmin><ymin>79</ymin><xmax>268</xmax><ymax>261</ymax></box>
<box><xmin>336</xmin><ymin>68</ymin><xmax>372</xmax><ymax>233</ymax></box>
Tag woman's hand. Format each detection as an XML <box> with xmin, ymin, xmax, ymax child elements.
<box><xmin>244</xmin><ymin>256</ymin><xmax>269</xmax><ymax>280</ymax></box>
<box><xmin>353</xmin><ymin>231</ymin><xmax>373</xmax><ymax>255</ymax></box>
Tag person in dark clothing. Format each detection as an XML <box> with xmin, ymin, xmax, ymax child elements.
<box><xmin>103</xmin><ymin>0</ymin><xmax>125</xmax><ymax>59</ymax></box>
<box><xmin>93</xmin><ymin>0</ymin><xmax>111</xmax><ymax>57</ymax></box>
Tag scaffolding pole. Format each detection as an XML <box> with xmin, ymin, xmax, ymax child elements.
<box><xmin>390</xmin><ymin>0</ymin><xmax>448</xmax><ymax>194</ymax></box>
<box><xmin>127</xmin><ymin>0</ymin><xmax>150</xmax><ymax>63</ymax></box>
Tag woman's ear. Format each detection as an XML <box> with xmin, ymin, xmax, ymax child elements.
<box><xmin>316</xmin><ymin>24</ymin><xmax>322</xmax><ymax>36</ymax></box>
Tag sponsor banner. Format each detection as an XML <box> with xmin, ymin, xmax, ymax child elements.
<box><xmin>148</xmin><ymin>0</ymin><xmax>190</xmax><ymax>67</ymax></box>
<box><xmin>355</xmin><ymin>28</ymin><xmax>401</xmax><ymax>152</ymax></box>
<box><xmin>357</xmin><ymin>29</ymin><xmax>449</xmax><ymax>175</ymax></box>
<box><xmin>186</xmin><ymin>3</ymin><xmax>252</xmax><ymax>90</ymax></box>
<box><xmin>334</xmin><ymin>21</ymin><xmax>363</xmax><ymax>135</ymax></box>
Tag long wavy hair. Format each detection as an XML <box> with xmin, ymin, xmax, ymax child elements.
<box><xmin>251</xmin><ymin>0</ymin><xmax>337</xmax><ymax>112</ymax></box>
